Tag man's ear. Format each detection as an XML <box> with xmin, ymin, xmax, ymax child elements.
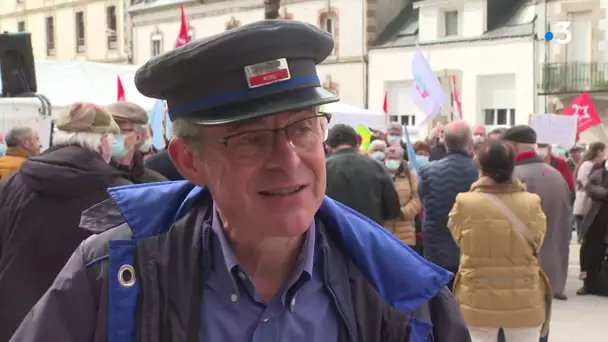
<box><xmin>168</xmin><ymin>138</ymin><xmax>206</xmax><ymax>184</ymax></box>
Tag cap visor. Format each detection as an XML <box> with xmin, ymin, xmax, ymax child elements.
<box><xmin>181</xmin><ymin>87</ymin><xmax>339</xmax><ymax>126</ymax></box>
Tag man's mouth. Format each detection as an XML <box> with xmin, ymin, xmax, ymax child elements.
<box><xmin>259</xmin><ymin>185</ymin><xmax>306</xmax><ymax>196</ymax></box>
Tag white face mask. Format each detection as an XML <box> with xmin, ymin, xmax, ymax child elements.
<box><xmin>604</xmin><ymin>160</ymin><xmax>608</xmax><ymax>171</ymax></box>
<box><xmin>139</xmin><ymin>139</ymin><xmax>153</xmax><ymax>153</ymax></box>
<box><xmin>537</xmin><ymin>147</ymin><xmax>549</xmax><ymax>158</ymax></box>
<box><xmin>472</xmin><ymin>135</ymin><xmax>485</xmax><ymax>143</ymax></box>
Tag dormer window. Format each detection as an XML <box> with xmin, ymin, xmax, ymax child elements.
<box><xmin>444</xmin><ymin>11</ymin><xmax>459</xmax><ymax>37</ymax></box>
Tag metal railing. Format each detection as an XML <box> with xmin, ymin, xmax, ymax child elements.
<box><xmin>107</xmin><ymin>35</ymin><xmax>118</xmax><ymax>50</ymax></box>
<box><xmin>76</xmin><ymin>38</ymin><xmax>86</xmax><ymax>53</ymax></box>
<box><xmin>46</xmin><ymin>42</ymin><xmax>55</xmax><ymax>56</ymax></box>
<box><xmin>539</xmin><ymin>62</ymin><xmax>608</xmax><ymax>94</ymax></box>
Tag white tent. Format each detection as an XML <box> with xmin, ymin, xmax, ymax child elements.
<box><xmin>322</xmin><ymin>101</ymin><xmax>387</xmax><ymax>130</ymax></box>
<box><xmin>1</xmin><ymin>60</ymin><xmax>156</xmax><ymax>111</ymax></box>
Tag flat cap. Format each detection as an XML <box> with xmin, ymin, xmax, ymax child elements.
<box><xmin>105</xmin><ymin>101</ymin><xmax>148</xmax><ymax>125</ymax></box>
<box><xmin>501</xmin><ymin>125</ymin><xmax>537</xmax><ymax>144</ymax></box>
<box><xmin>54</xmin><ymin>102</ymin><xmax>120</xmax><ymax>134</ymax></box>
<box><xmin>134</xmin><ymin>19</ymin><xmax>338</xmax><ymax>125</ymax></box>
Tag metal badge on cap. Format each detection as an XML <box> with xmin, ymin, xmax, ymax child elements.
<box><xmin>244</xmin><ymin>58</ymin><xmax>291</xmax><ymax>88</ymax></box>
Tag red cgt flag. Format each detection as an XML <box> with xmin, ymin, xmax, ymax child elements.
<box><xmin>562</xmin><ymin>91</ymin><xmax>602</xmax><ymax>140</ymax></box>
<box><xmin>175</xmin><ymin>5</ymin><xmax>191</xmax><ymax>48</ymax></box>
<box><xmin>117</xmin><ymin>75</ymin><xmax>126</xmax><ymax>101</ymax></box>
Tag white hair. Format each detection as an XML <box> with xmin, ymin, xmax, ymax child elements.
<box><xmin>369</xmin><ymin>139</ymin><xmax>387</xmax><ymax>151</ymax></box>
<box><xmin>52</xmin><ymin>130</ymin><xmax>106</xmax><ymax>153</ymax></box>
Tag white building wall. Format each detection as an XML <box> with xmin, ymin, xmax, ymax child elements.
<box><xmin>129</xmin><ymin>0</ymin><xmax>366</xmax><ymax>106</ymax></box>
<box><xmin>368</xmin><ymin>39</ymin><xmax>535</xmax><ymax>133</ymax></box>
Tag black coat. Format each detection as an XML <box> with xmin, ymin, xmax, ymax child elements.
<box><xmin>145</xmin><ymin>149</ymin><xmax>184</xmax><ymax>181</ymax></box>
<box><xmin>325</xmin><ymin>148</ymin><xmax>400</xmax><ymax>225</ymax></box>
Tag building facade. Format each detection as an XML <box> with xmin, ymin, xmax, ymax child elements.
<box><xmin>0</xmin><ymin>0</ymin><xmax>129</xmax><ymax>63</ymax></box>
<box><xmin>127</xmin><ymin>0</ymin><xmax>409</xmax><ymax>108</ymax></box>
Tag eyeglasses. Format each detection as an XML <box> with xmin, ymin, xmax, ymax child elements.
<box><xmin>216</xmin><ymin>113</ymin><xmax>331</xmax><ymax>159</ymax></box>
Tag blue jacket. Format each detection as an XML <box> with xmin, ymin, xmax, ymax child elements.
<box><xmin>419</xmin><ymin>151</ymin><xmax>478</xmax><ymax>268</ymax></box>
<box><xmin>11</xmin><ymin>181</ymin><xmax>470</xmax><ymax>342</ymax></box>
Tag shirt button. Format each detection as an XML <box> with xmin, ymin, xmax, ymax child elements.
<box><xmin>230</xmin><ymin>294</ymin><xmax>238</xmax><ymax>302</ymax></box>
<box><xmin>237</xmin><ymin>272</ymin><xmax>246</xmax><ymax>280</ymax></box>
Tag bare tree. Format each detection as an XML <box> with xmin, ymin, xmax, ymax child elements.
<box><xmin>264</xmin><ymin>0</ymin><xmax>280</xmax><ymax>19</ymax></box>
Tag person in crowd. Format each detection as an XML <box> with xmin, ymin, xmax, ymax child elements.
<box><xmin>139</xmin><ymin>124</ymin><xmax>158</xmax><ymax>160</ymax></box>
<box><xmin>429</xmin><ymin>122</ymin><xmax>447</xmax><ymax>161</ymax></box>
<box><xmin>105</xmin><ymin>101</ymin><xmax>167</xmax><ymax>183</ymax></box>
<box><xmin>449</xmin><ymin>139</ymin><xmax>551</xmax><ymax>342</ymax></box>
<box><xmin>577</xmin><ymin>156</ymin><xmax>608</xmax><ymax>297</ymax></box>
<box><xmin>413</xmin><ymin>140</ymin><xmax>431</xmax><ymax>167</ymax></box>
<box><xmin>0</xmin><ymin>131</ymin><xmax>6</xmax><ymax>156</ymax></box>
<box><xmin>573</xmin><ymin>142</ymin><xmax>605</xmax><ymax>243</ymax></box>
<box><xmin>488</xmin><ymin>127</ymin><xmax>507</xmax><ymax>140</ymax></box>
<box><xmin>383</xmin><ymin>146</ymin><xmax>421</xmax><ymax>249</ymax></box>
<box><xmin>11</xmin><ymin>21</ymin><xmax>471</xmax><ymax>342</ymax></box>
<box><xmin>537</xmin><ymin>143</ymin><xmax>574</xmax><ymax>191</ymax></box>
<box><xmin>326</xmin><ymin>124</ymin><xmax>401</xmax><ymax>225</ymax></box>
<box><xmin>568</xmin><ymin>144</ymin><xmax>585</xmax><ymax>173</ymax></box>
<box><xmin>0</xmin><ymin>125</ymin><xmax>41</xmax><ymax>181</ymax></box>
<box><xmin>419</xmin><ymin>120</ymin><xmax>478</xmax><ymax>290</ymax></box>
<box><xmin>501</xmin><ymin>126</ymin><xmax>572</xmax><ymax>302</ymax></box>
<box><xmin>145</xmin><ymin>147</ymin><xmax>184</xmax><ymax>180</ymax></box>
<box><xmin>0</xmin><ymin>103</ymin><xmax>132</xmax><ymax>341</ymax></box>
<box><xmin>367</xmin><ymin>139</ymin><xmax>387</xmax><ymax>162</ymax></box>
<box><xmin>386</xmin><ymin>122</ymin><xmax>404</xmax><ymax>147</ymax></box>
<box><xmin>472</xmin><ymin>124</ymin><xmax>486</xmax><ymax>143</ymax></box>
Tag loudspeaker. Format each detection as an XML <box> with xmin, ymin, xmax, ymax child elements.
<box><xmin>0</xmin><ymin>32</ymin><xmax>37</xmax><ymax>96</ymax></box>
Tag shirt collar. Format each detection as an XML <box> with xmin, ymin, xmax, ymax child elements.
<box><xmin>210</xmin><ymin>203</ymin><xmax>316</xmax><ymax>278</ymax></box>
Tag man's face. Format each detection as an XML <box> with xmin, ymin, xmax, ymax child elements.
<box><xmin>117</xmin><ymin>120</ymin><xmax>143</xmax><ymax>151</ymax></box>
<box><xmin>572</xmin><ymin>151</ymin><xmax>583</xmax><ymax>163</ymax></box>
<box><xmin>170</xmin><ymin>108</ymin><xmax>326</xmax><ymax>240</ymax></box>
<box><xmin>0</xmin><ymin>132</ymin><xmax>4</xmax><ymax>144</ymax></box>
<box><xmin>488</xmin><ymin>132</ymin><xmax>501</xmax><ymax>140</ymax></box>
<box><xmin>436</xmin><ymin>124</ymin><xmax>445</xmax><ymax>141</ymax></box>
<box><xmin>27</xmin><ymin>131</ymin><xmax>41</xmax><ymax>155</ymax></box>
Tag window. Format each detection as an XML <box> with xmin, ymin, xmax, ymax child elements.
<box><xmin>445</xmin><ymin>11</ymin><xmax>459</xmax><ymax>36</ymax></box>
<box><xmin>17</xmin><ymin>21</ymin><xmax>25</xmax><ymax>32</ymax></box>
<box><xmin>483</xmin><ymin>108</ymin><xmax>516</xmax><ymax>126</ymax></box>
<box><xmin>151</xmin><ymin>33</ymin><xmax>163</xmax><ymax>56</ymax></box>
<box><xmin>106</xmin><ymin>6</ymin><xmax>117</xmax><ymax>50</ymax></box>
<box><xmin>401</xmin><ymin>115</ymin><xmax>416</xmax><ymax>126</ymax></box>
<box><xmin>75</xmin><ymin>11</ymin><xmax>86</xmax><ymax>53</ymax></box>
<box><xmin>321</xmin><ymin>14</ymin><xmax>337</xmax><ymax>55</ymax></box>
<box><xmin>318</xmin><ymin>9</ymin><xmax>339</xmax><ymax>56</ymax></box>
<box><xmin>45</xmin><ymin>17</ymin><xmax>55</xmax><ymax>56</ymax></box>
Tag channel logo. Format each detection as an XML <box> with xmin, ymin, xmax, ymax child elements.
<box><xmin>544</xmin><ymin>21</ymin><xmax>571</xmax><ymax>45</ymax></box>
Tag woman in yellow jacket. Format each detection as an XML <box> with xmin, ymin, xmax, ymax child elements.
<box><xmin>448</xmin><ymin>140</ymin><xmax>551</xmax><ymax>342</ymax></box>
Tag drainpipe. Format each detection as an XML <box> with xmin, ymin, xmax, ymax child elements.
<box><xmin>544</xmin><ymin>0</ymin><xmax>549</xmax><ymax>112</ymax></box>
<box><xmin>362</xmin><ymin>0</ymin><xmax>368</xmax><ymax>108</ymax></box>
<box><xmin>532</xmin><ymin>15</ymin><xmax>538</xmax><ymax>114</ymax></box>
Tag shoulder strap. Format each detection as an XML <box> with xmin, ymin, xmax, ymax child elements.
<box><xmin>480</xmin><ymin>192</ymin><xmax>536</xmax><ymax>252</ymax></box>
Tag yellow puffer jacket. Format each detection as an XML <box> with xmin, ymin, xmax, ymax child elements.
<box><xmin>0</xmin><ymin>147</ymin><xmax>32</xmax><ymax>181</ymax></box>
<box><xmin>383</xmin><ymin>169</ymin><xmax>421</xmax><ymax>246</ymax></box>
<box><xmin>448</xmin><ymin>177</ymin><xmax>552</xmax><ymax>335</ymax></box>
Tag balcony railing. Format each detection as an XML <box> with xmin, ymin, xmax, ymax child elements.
<box><xmin>76</xmin><ymin>38</ymin><xmax>86</xmax><ymax>53</ymax></box>
<box><xmin>539</xmin><ymin>62</ymin><xmax>608</xmax><ymax>94</ymax></box>
<box><xmin>46</xmin><ymin>42</ymin><xmax>55</xmax><ymax>56</ymax></box>
<box><xmin>107</xmin><ymin>35</ymin><xmax>118</xmax><ymax>50</ymax></box>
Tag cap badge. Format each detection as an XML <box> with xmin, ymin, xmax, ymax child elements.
<box><xmin>244</xmin><ymin>58</ymin><xmax>291</xmax><ymax>88</ymax></box>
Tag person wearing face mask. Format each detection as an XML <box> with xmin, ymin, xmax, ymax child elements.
<box><xmin>383</xmin><ymin>146</ymin><xmax>422</xmax><ymax>252</ymax></box>
<box><xmin>139</xmin><ymin>124</ymin><xmax>158</xmax><ymax>161</ymax></box>
<box><xmin>0</xmin><ymin>125</ymin><xmax>42</xmax><ymax>181</ymax></box>
<box><xmin>367</xmin><ymin>139</ymin><xmax>387</xmax><ymax>162</ymax></box>
<box><xmin>0</xmin><ymin>131</ymin><xmax>6</xmax><ymax>156</ymax></box>
<box><xmin>472</xmin><ymin>124</ymin><xmax>486</xmax><ymax>143</ymax></box>
<box><xmin>413</xmin><ymin>140</ymin><xmax>431</xmax><ymax>167</ymax></box>
<box><xmin>0</xmin><ymin>102</ymin><xmax>132</xmax><ymax>341</ymax></box>
<box><xmin>105</xmin><ymin>101</ymin><xmax>167</xmax><ymax>184</ymax></box>
<box><xmin>537</xmin><ymin>143</ymin><xmax>574</xmax><ymax>191</ymax></box>
<box><xmin>429</xmin><ymin>122</ymin><xmax>448</xmax><ymax>161</ymax></box>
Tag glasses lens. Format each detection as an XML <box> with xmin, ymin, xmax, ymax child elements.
<box><xmin>227</xmin><ymin>131</ymin><xmax>274</xmax><ymax>158</ymax></box>
<box><xmin>287</xmin><ymin>116</ymin><xmax>328</xmax><ymax>149</ymax></box>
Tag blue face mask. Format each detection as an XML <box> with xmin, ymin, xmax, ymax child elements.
<box><xmin>111</xmin><ymin>135</ymin><xmax>127</xmax><ymax>159</ymax></box>
<box><xmin>416</xmin><ymin>155</ymin><xmax>429</xmax><ymax>165</ymax></box>
<box><xmin>371</xmin><ymin>151</ymin><xmax>385</xmax><ymax>161</ymax></box>
<box><xmin>385</xmin><ymin>159</ymin><xmax>401</xmax><ymax>171</ymax></box>
<box><xmin>0</xmin><ymin>144</ymin><xmax>6</xmax><ymax>156</ymax></box>
<box><xmin>387</xmin><ymin>135</ymin><xmax>402</xmax><ymax>144</ymax></box>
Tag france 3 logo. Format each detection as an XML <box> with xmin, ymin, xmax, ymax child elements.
<box><xmin>544</xmin><ymin>21</ymin><xmax>571</xmax><ymax>45</ymax></box>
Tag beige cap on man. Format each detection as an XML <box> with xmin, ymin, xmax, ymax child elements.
<box><xmin>104</xmin><ymin>101</ymin><xmax>148</xmax><ymax>125</ymax></box>
<box><xmin>53</xmin><ymin>102</ymin><xmax>120</xmax><ymax>134</ymax></box>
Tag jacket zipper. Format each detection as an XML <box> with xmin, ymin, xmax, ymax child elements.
<box><xmin>323</xmin><ymin>249</ymin><xmax>357</xmax><ymax>342</ymax></box>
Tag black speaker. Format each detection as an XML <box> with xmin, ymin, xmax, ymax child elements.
<box><xmin>0</xmin><ymin>32</ymin><xmax>37</xmax><ymax>96</ymax></box>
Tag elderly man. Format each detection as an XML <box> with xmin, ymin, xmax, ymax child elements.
<box><xmin>537</xmin><ymin>143</ymin><xmax>574</xmax><ymax>191</ymax></box>
<box><xmin>105</xmin><ymin>101</ymin><xmax>167</xmax><ymax>183</ymax></box>
<box><xmin>472</xmin><ymin>124</ymin><xmax>486</xmax><ymax>143</ymax></box>
<box><xmin>488</xmin><ymin>126</ymin><xmax>507</xmax><ymax>140</ymax></box>
<box><xmin>367</xmin><ymin>139</ymin><xmax>388</xmax><ymax>161</ymax></box>
<box><xmin>0</xmin><ymin>103</ymin><xmax>132</xmax><ymax>341</ymax></box>
<box><xmin>0</xmin><ymin>131</ymin><xmax>5</xmax><ymax>155</ymax></box>
<box><xmin>12</xmin><ymin>21</ymin><xmax>470</xmax><ymax>342</ymax></box>
<box><xmin>419</xmin><ymin>121</ymin><xmax>478</xmax><ymax>289</ymax></box>
<box><xmin>0</xmin><ymin>125</ymin><xmax>41</xmax><ymax>180</ymax></box>
<box><xmin>502</xmin><ymin>125</ymin><xmax>572</xmax><ymax>302</ymax></box>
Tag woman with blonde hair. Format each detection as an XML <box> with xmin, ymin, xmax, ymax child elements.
<box><xmin>448</xmin><ymin>140</ymin><xmax>551</xmax><ymax>342</ymax></box>
<box><xmin>383</xmin><ymin>145</ymin><xmax>421</xmax><ymax>249</ymax></box>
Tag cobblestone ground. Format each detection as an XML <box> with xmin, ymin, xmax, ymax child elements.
<box><xmin>549</xmin><ymin>235</ymin><xmax>608</xmax><ymax>341</ymax></box>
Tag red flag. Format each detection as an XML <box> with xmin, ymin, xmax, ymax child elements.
<box><xmin>382</xmin><ymin>91</ymin><xmax>389</xmax><ymax>126</ymax></box>
<box><xmin>451</xmin><ymin>75</ymin><xmax>462</xmax><ymax>119</ymax></box>
<box><xmin>117</xmin><ymin>75</ymin><xmax>125</xmax><ymax>101</ymax></box>
<box><xmin>175</xmin><ymin>5</ymin><xmax>190</xmax><ymax>48</ymax></box>
<box><xmin>562</xmin><ymin>92</ymin><xmax>602</xmax><ymax>140</ymax></box>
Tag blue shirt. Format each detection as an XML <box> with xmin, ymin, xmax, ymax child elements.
<box><xmin>199</xmin><ymin>208</ymin><xmax>340</xmax><ymax>341</ymax></box>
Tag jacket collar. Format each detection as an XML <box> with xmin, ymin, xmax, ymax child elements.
<box><xmin>5</xmin><ymin>146</ymin><xmax>33</xmax><ymax>158</ymax></box>
<box><xmin>471</xmin><ymin>176</ymin><xmax>525</xmax><ymax>193</ymax></box>
<box><xmin>103</xmin><ymin>181</ymin><xmax>452</xmax><ymax>313</ymax></box>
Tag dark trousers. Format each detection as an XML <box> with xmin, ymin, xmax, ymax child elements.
<box><xmin>444</xmin><ymin>266</ymin><xmax>458</xmax><ymax>292</ymax></box>
<box><xmin>580</xmin><ymin>216</ymin><xmax>608</xmax><ymax>292</ymax></box>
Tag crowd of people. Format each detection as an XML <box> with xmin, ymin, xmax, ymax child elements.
<box><xmin>0</xmin><ymin>19</ymin><xmax>606</xmax><ymax>342</ymax></box>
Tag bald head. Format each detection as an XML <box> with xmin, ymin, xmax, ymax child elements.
<box><xmin>444</xmin><ymin>121</ymin><xmax>471</xmax><ymax>152</ymax></box>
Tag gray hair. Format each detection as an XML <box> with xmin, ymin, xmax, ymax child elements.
<box><xmin>5</xmin><ymin>125</ymin><xmax>34</xmax><ymax>147</ymax></box>
<box><xmin>444</xmin><ymin>121</ymin><xmax>471</xmax><ymax>152</ymax></box>
<box><xmin>52</xmin><ymin>130</ymin><xmax>106</xmax><ymax>154</ymax></box>
<box><xmin>387</xmin><ymin>145</ymin><xmax>404</xmax><ymax>157</ymax></box>
<box><xmin>369</xmin><ymin>139</ymin><xmax>387</xmax><ymax>151</ymax></box>
<box><xmin>387</xmin><ymin>122</ymin><xmax>403</xmax><ymax>132</ymax></box>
